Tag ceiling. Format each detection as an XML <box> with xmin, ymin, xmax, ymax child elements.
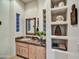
<box><xmin>21</xmin><ymin>0</ymin><xmax>33</xmax><ymax>3</ymax></box>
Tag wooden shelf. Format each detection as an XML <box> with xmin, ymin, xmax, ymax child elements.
<box><xmin>51</xmin><ymin>36</ymin><xmax>68</xmax><ymax>39</ymax></box>
<box><xmin>51</xmin><ymin>6</ymin><xmax>68</xmax><ymax>13</ymax></box>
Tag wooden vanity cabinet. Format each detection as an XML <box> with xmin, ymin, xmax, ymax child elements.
<box><xmin>16</xmin><ymin>42</ymin><xmax>46</xmax><ymax>59</ymax></box>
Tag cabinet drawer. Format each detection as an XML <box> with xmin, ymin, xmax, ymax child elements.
<box><xmin>16</xmin><ymin>42</ymin><xmax>28</xmax><ymax>48</ymax></box>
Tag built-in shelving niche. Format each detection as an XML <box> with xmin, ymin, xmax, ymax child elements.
<box><xmin>51</xmin><ymin>0</ymin><xmax>67</xmax><ymax>8</ymax></box>
<box><xmin>51</xmin><ymin>9</ymin><xmax>67</xmax><ymax>22</ymax></box>
<box><xmin>51</xmin><ymin>39</ymin><xmax>68</xmax><ymax>51</ymax></box>
<box><xmin>51</xmin><ymin>24</ymin><xmax>67</xmax><ymax>36</ymax></box>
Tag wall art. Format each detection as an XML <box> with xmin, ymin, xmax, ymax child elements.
<box><xmin>71</xmin><ymin>4</ymin><xmax>78</xmax><ymax>25</ymax></box>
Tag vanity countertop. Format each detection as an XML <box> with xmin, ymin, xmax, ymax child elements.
<box><xmin>16</xmin><ymin>38</ymin><xmax>46</xmax><ymax>47</ymax></box>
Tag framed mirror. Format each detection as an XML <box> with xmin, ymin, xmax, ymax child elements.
<box><xmin>26</xmin><ymin>18</ymin><xmax>36</xmax><ymax>35</ymax></box>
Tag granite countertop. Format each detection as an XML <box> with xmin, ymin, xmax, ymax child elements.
<box><xmin>16</xmin><ymin>38</ymin><xmax>46</xmax><ymax>47</ymax></box>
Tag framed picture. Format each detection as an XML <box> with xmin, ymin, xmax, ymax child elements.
<box><xmin>71</xmin><ymin>4</ymin><xmax>78</xmax><ymax>25</ymax></box>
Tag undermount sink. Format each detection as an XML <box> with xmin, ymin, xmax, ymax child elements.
<box><xmin>20</xmin><ymin>38</ymin><xmax>31</xmax><ymax>41</ymax></box>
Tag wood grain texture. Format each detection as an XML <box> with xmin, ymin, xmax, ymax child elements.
<box><xmin>16</xmin><ymin>42</ymin><xmax>29</xmax><ymax>58</ymax></box>
<box><xmin>36</xmin><ymin>46</ymin><xmax>46</xmax><ymax>59</ymax></box>
<box><xmin>29</xmin><ymin>45</ymin><xmax>36</xmax><ymax>59</ymax></box>
<box><xmin>16</xmin><ymin>42</ymin><xmax>46</xmax><ymax>59</ymax></box>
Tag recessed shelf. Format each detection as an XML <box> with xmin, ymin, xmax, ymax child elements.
<box><xmin>51</xmin><ymin>0</ymin><xmax>67</xmax><ymax>8</ymax></box>
<box><xmin>51</xmin><ymin>21</ymin><xmax>68</xmax><ymax>25</ymax></box>
<box><xmin>51</xmin><ymin>24</ymin><xmax>67</xmax><ymax>36</ymax></box>
<box><xmin>51</xmin><ymin>36</ymin><xmax>68</xmax><ymax>39</ymax></box>
<box><xmin>51</xmin><ymin>39</ymin><xmax>68</xmax><ymax>51</ymax></box>
<box><xmin>51</xmin><ymin>49</ymin><xmax>69</xmax><ymax>54</ymax></box>
<box><xmin>51</xmin><ymin>7</ymin><xmax>67</xmax><ymax>22</ymax></box>
<box><xmin>51</xmin><ymin>6</ymin><xmax>68</xmax><ymax>13</ymax></box>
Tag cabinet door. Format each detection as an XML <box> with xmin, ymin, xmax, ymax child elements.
<box><xmin>22</xmin><ymin>47</ymin><xmax>29</xmax><ymax>58</ymax></box>
<box><xmin>16</xmin><ymin>42</ymin><xmax>29</xmax><ymax>58</ymax></box>
<box><xmin>36</xmin><ymin>46</ymin><xmax>46</xmax><ymax>59</ymax></box>
<box><xmin>29</xmin><ymin>45</ymin><xmax>36</xmax><ymax>59</ymax></box>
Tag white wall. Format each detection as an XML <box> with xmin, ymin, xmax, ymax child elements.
<box><xmin>24</xmin><ymin>0</ymin><xmax>47</xmax><ymax>32</ymax></box>
<box><xmin>9</xmin><ymin>0</ymin><xmax>16</xmax><ymax>57</ymax></box>
<box><xmin>15</xmin><ymin>0</ymin><xmax>25</xmax><ymax>37</ymax></box>
<box><xmin>10</xmin><ymin>0</ymin><xmax>25</xmax><ymax>57</ymax></box>
<box><xmin>67</xmin><ymin>0</ymin><xmax>79</xmax><ymax>59</ymax></box>
<box><xmin>0</xmin><ymin>0</ymin><xmax>25</xmax><ymax>58</ymax></box>
<box><xmin>25</xmin><ymin>0</ymin><xmax>38</xmax><ymax>18</ymax></box>
<box><xmin>24</xmin><ymin>0</ymin><xmax>38</xmax><ymax>35</ymax></box>
<box><xmin>0</xmin><ymin>0</ymin><xmax>15</xmax><ymax>58</ymax></box>
<box><xmin>38</xmin><ymin>0</ymin><xmax>46</xmax><ymax>31</ymax></box>
<box><xmin>5</xmin><ymin>0</ymin><xmax>25</xmax><ymax>57</ymax></box>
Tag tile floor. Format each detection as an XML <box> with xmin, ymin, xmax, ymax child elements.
<box><xmin>9</xmin><ymin>56</ymin><xmax>24</xmax><ymax>59</ymax></box>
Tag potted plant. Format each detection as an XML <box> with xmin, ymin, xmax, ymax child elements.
<box><xmin>36</xmin><ymin>31</ymin><xmax>46</xmax><ymax>43</ymax></box>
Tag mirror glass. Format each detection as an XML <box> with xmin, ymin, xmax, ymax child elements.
<box><xmin>26</xmin><ymin>18</ymin><xmax>36</xmax><ymax>35</ymax></box>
